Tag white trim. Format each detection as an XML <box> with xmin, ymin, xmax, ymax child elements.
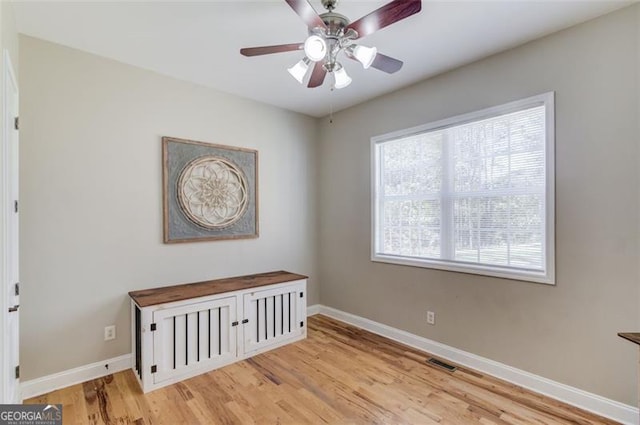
<box><xmin>306</xmin><ymin>304</ymin><xmax>321</xmax><ymax>316</ymax></box>
<box><xmin>371</xmin><ymin>92</ymin><xmax>556</xmax><ymax>285</ymax></box>
<box><xmin>371</xmin><ymin>255</ymin><xmax>553</xmax><ymax>285</ymax></box>
<box><xmin>315</xmin><ymin>305</ymin><xmax>638</xmax><ymax>425</ymax></box>
<box><xmin>371</xmin><ymin>93</ymin><xmax>554</xmax><ymax>143</ymax></box>
<box><xmin>20</xmin><ymin>354</ymin><xmax>132</xmax><ymax>400</ymax></box>
<box><xmin>544</xmin><ymin>91</ymin><xmax>556</xmax><ymax>286</ymax></box>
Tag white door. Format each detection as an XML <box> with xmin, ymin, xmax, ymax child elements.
<box><xmin>242</xmin><ymin>282</ymin><xmax>306</xmax><ymax>356</ymax></box>
<box><xmin>2</xmin><ymin>49</ymin><xmax>19</xmax><ymax>404</ymax></box>
<box><xmin>152</xmin><ymin>297</ymin><xmax>238</xmax><ymax>384</ymax></box>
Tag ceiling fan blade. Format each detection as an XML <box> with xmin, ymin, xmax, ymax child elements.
<box><xmin>346</xmin><ymin>0</ymin><xmax>422</xmax><ymax>39</ymax></box>
<box><xmin>307</xmin><ymin>62</ymin><xmax>327</xmax><ymax>88</ymax></box>
<box><xmin>370</xmin><ymin>53</ymin><xmax>403</xmax><ymax>74</ymax></box>
<box><xmin>240</xmin><ymin>43</ymin><xmax>303</xmax><ymax>57</ymax></box>
<box><xmin>285</xmin><ymin>0</ymin><xmax>327</xmax><ymax>30</ymax></box>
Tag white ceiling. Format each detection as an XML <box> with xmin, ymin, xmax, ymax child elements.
<box><xmin>12</xmin><ymin>0</ymin><xmax>632</xmax><ymax>117</ymax></box>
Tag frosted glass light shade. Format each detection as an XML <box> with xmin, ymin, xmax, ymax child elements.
<box><xmin>350</xmin><ymin>45</ymin><xmax>377</xmax><ymax>69</ymax></box>
<box><xmin>287</xmin><ymin>58</ymin><xmax>310</xmax><ymax>84</ymax></box>
<box><xmin>304</xmin><ymin>35</ymin><xmax>327</xmax><ymax>62</ymax></box>
<box><xmin>333</xmin><ymin>66</ymin><xmax>352</xmax><ymax>89</ymax></box>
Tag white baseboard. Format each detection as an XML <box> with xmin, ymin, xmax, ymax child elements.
<box><xmin>20</xmin><ymin>306</ymin><xmax>638</xmax><ymax>425</ymax></box>
<box><xmin>21</xmin><ymin>354</ymin><xmax>132</xmax><ymax>400</ymax></box>
<box><xmin>307</xmin><ymin>304</ymin><xmax>321</xmax><ymax>316</ymax></box>
<box><xmin>313</xmin><ymin>305</ymin><xmax>639</xmax><ymax>425</ymax></box>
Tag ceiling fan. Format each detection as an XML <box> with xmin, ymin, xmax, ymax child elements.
<box><xmin>240</xmin><ymin>0</ymin><xmax>422</xmax><ymax>89</ymax></box>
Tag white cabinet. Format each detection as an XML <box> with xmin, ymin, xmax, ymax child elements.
<box><xmin>130</xmin><ymin>272</ymin><xmax>307</xmax><ymax>393</ymax></box>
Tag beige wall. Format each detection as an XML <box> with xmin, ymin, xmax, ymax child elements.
<box><xmin>1</xmin><ymin>2</ymin><xmax>19</xmax><ymax>68</ymax></box>
<box><xmin>318</xmin><ymin>5</ymin><xmax>639</xmax><ymax>405</ymax></box>
<box><xmin>19</xmin><ymin>36</ymin><xmax>318</xmax><ymax>380</ymax></box>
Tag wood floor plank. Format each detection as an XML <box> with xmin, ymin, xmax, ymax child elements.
<box><xmin>26</xmin><ymin>315</ymin><xmax>620</xmax><ymax>425</ymax></box>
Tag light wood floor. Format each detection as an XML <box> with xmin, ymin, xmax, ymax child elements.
<box><xmin>26</xmin><ymin>315</ymin><xmax>618</xmax><ymax>424</ymax></box>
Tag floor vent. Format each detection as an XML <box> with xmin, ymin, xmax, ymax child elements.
<box><xmin>427</xmin><ymin>358</ymin><xmax>457</xmax><ymax>372</ymax></box>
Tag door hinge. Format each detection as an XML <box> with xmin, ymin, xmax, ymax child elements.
<box><xmin>241</xmin><ymin>319</ymin><xmax>249</xmax><ymax>324</ymax></box>
<box><xmin>151</xmin><ymin>365</ymin><xmax>157</xmax><ymax>374</ymax></box>
<box><xmin>14</xmin><ymin>116</ymin><xmax>19</xmax><ymax>131</ymax></box>
<box><xmin>300</xmin><ymin>292</ymin><xmax>304</xmax><ymax>298</ymax></box>
<box><xmin>231</xmin><ymin>321</ymin><xmax>239</xmax><ymax>327</ymax></box>
<box><xmin>15</xmin><ymin>365</ymin><xmax>19</xmax><ymax>379</ymax></box>
<box><xmin>14</xmin><ymin>200</ymin><xmax>18</xmax><ymax>213</ymax></box>
<box><xmin>300</xmin><ymin>321</ymin><xmax>304</xmax><ymax>328</ymax></box>
<box><xmin>14</xmin><ymin>282</ymin><xmax>19</xmax><ymax>296</ymax></box>
<box><xmin>150</xmin><ymin>323</ymin><xmax>156</xmax><ymax>331</ymax></box>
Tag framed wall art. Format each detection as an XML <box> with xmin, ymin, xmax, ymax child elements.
<box><xmin>162</xmin><ymin>137</ymin><xmax>258</xmax><ymax>243</ymax></box>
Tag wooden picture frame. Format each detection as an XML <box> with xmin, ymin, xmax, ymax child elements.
<box><xmin>162</xmin><ymin>137</ymin><xmax>259</xmax><ymax>243</ymax></box>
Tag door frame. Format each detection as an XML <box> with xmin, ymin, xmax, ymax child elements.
<box><xmin>1</xmin><ymin>48</ymin><xmax>19</xmax><ymax>404</ymax></box>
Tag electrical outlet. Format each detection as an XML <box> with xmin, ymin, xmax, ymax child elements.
<box><xmin>427</xmin><ymin>311</ymin><xmax>436</xmax><ymax>325</ymax></box>
<box><xmin>104</xmin><ymin>325</ymin><xmax>116</xmax><ymax>341</ymax></box>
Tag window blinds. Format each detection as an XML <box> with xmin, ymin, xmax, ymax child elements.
<box><xmin>378</xmin><ymin>105</ymin><xmax>546</xmax><ymax>273</ymax></box>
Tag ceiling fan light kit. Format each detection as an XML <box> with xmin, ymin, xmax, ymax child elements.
<box><xmin>347</xmin><ymin>45</ymin><xmax>378</xmax><ymax>70</ymax></box>
<box><xmin>303</xmin><ymin>35</ymin><xmax>327</xmax><ymax>62</ymax></box>
<box><xmin>287</xmin><ymin>57</ymin><xmax>311</xmax><ymax>84</ymax></box>
<box><xmin>333</xmin><ymin>64</ymin><xmax>352</xmax><ymax>89</ymax></box>
<box><xmin>240</xmin><ymin>0</ymin><xmax>422</xmax><ymax>89</ymax></box>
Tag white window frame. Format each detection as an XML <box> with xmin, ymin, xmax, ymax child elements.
<box><xmin>371</xmin><ymin>92</ymin><xmax>555</xmax><ymax>285</ymax></box>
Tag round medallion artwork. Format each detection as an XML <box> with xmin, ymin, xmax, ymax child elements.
<box><xmin>177</xmin><ymin>156</ymin><xmax>249</xmax><ymax>229</ymax></box>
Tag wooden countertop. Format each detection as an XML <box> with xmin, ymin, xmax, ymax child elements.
<box><xmin>129</xmin><ymin>270</ymin><xmax>308</xmax><ymax>307</ymax></box>
<box><xmin>618</xmin><ymin>333</ymin><xmax>640</xmax><ymax>346</ymax></box>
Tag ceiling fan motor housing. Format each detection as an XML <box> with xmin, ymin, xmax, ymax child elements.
<box><xmin>313</xmin><ymin>12</ymin><xmax>354</xmax><ymax>73</ymax></box>
<box><xmin>321</xmin><ymin>0</ymin><xmax>339</xmax><ymax>12</ymax></box>
<box><xmin>316</xmin><ymin>12</ymin><xmax>350</xmax><ymax>38</ymax></box>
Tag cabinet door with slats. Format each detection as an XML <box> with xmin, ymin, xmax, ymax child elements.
<box><xmin>242</xmin><ymin>281</ymin><xmax>306</xmax><ymax>356</ymax></box>
<box><xmin>152</xmin><ymin>296</ymin><xmax>237</xmax><ymax>384</ymax></box>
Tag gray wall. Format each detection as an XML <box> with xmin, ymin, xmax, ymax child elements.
<box><xmin>317</xmin><ymin>5</ymin><xmax>639</xmax><ymax>405</ymax></box>
<box><xmin>19</xmin><ymin>36</ymin><xmax>318</xmax><ymax>380</ymax></box>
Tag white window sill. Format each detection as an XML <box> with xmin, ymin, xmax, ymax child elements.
<box><xmin>371</xmin><ymin>254</ymin><xmax>555</xmax><ymax>285</ymax></box>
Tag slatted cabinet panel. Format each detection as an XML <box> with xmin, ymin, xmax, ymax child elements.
<box><xmin>243</xmin><ymin>281</ymin><xmax>305</xmax><ymax>356</ymax></box>
<box><xmin>130</xmin><ymin>272</ymin><xmax>307</xmax><ymax>393</ymax></box>
<box><xmin>152</xmin><ymin>297</ymin><xmax>237</xmax><ymax>384</ymax></box>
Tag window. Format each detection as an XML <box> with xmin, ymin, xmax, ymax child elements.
<box><xmin>371</xmin><ymin>93</ymin><xmax>555</xmax><ymax>284</ymax></box>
